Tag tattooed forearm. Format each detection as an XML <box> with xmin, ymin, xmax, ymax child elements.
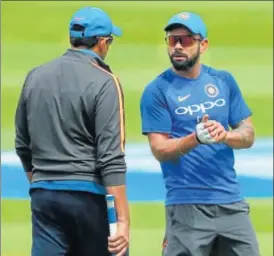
<box><xmin>224</xmin><ymin>120</ymin><xmax>255</xmax><ymax>149</ymax></box>
<box><xmin>234</xmin><ymin>121</ymin><xmax>254</xmax><ymax>143</ymax></box>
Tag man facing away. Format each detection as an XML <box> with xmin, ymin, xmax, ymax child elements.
<box><xmin>15</xmin><ymin>6</ymin><xmax>130</xmax><ymax>256</ymax></box>
<box><xmin>140</xmin><ymin>11</ymin><xmax>260</xmax><ymax>256</ymax></box>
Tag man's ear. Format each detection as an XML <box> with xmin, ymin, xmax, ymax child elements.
<box><xmin>96</xmin><ymin>38</ymin><xmax>105</xmax><ymax>51</ymax></box>
<box><xmin>200</xmin><ymin>39</ymin><xmax>209</xmax><ymax>54</ymax></box>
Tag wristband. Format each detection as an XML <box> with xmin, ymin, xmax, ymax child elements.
<box><xmin>177</xmin><ymin>137</ymin><xmax>184</xmax><ymax>155</ymax></box>
<box><xmin>195</xmin><ymin>133</ymin><xmax>204</xmax><ymax>144</ymax></box>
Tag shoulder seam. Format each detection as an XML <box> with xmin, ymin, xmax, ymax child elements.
<box><xmin>90</xmin><ymin>61</ymin><xmax>115</xmax><ymax>79</ymax></box>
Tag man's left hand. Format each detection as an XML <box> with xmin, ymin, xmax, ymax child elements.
<box><xmin>204</xmin><ymin>120</ymin><xmax>228</xmax><ymax>143</ymax></box>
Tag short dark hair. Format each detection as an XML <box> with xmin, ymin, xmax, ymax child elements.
<box><xmin>70</xmin><ymin>24</ymin><xmax>98</xmax><ymax>48</ymax></box>
<box><xmin>165</xmin><ymin>23</ymin><xmax>192</xmax><ymax>34</ymax></box>
<box><xmin>165</xmin><ymin>24</ymin><xmax>203</xmax><ymax>39</ymax></box>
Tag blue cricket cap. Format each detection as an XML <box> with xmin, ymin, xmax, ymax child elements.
<box><xmin>164</xmin><ymin>12</ymin><xmax>207</xmax><ymax>39</ymax></box>
<box><xmin>69</xmin><ymin>7</ymin><xmax>122</xmax><ymax>38</ymax></box>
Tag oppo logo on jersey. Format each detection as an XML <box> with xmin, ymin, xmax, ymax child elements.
<box><xmin>175</xmin><ymin>98</ymin><xmax>226</xmax><ymax>116</ymax></box>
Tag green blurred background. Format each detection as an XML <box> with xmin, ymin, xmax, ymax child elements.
<box><xmin>2</xmin><ymin>1</ymin><xmax>273</xmax><ymax>149</ymax></box>
<box><xmin>1</xmin><ymin>1</ymin><xmax>273</xmax><ymax>256</ymax></box>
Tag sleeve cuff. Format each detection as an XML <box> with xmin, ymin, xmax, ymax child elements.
<box><xmin>230</xmin><ymin>112</ymin><xmax>252</xmax><ymax>127</ymax></box>
<box><xmin>21</xmin><ymin>160</ymin><xmax>33</xmax><ymax>173</ymax></box>
<box><xmin>103</xmin><ymin>172</ymin><xmax>126</xmax><ymax>187</ymax></box>
<box><xmin>142</xmin><ymin>128</ymin><xmax>171</xmax><ymax>135</ymax></box>
<box><xmin>16</xmin><ymin>153</ymin><xmax>32</xmax><ymax>172</ymax></box>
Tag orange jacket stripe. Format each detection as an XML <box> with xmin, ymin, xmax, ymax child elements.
<box><xmin>90</xmin><ymin>62</ymin><xmax>125</xmax><ymax>152</ymax></box>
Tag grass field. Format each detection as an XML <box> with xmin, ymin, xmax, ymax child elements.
<box><xmin>1</xmin><ymin>1</ymin><xmax>273</xmax><ymax>149</ymax></box>
<box><xmin>1</xmin><ymin>1</ymin><xmax>273</xmax><ymax>256</ymax></box>
<box><xmin>1</xmin><ymin>199</ymin><xmax>273</xmax><ymax>256</ymax></box>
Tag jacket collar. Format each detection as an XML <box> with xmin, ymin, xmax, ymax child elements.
<box><xmin>64</xmin><ymin>48</ymin><xmax>113</xmax><ymax>73</ymax></box>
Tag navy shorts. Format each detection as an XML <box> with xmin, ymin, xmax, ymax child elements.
<box><xmin>30</xmin><ymin>189</ymin><xmax>111</xmax><ymax>256</ymax></box>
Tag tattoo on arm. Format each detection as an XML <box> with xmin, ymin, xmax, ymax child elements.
<box><xmin>232</xmin><ymin>120</ymin><xmax>254</xmax><ymax>145</ymax></box>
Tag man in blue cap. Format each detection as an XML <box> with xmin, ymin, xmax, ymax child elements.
<box><xmin>140</xmin><ymin>11</ymin><xmax>260</xmax><ymax>256</ymax></box>
<box><xmin>15</xmin><ymin>6</ymin><xmax>129</xmax><ymax>256</ymax></box>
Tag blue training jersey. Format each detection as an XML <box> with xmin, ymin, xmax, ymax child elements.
<box><xmin>140</xmin><ymin>64</ymin><xmax>252</xmax><ymax>205</ymax></box>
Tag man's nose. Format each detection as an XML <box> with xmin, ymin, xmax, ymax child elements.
<box><xmin>174</xmin><ymin>40</ymin><xmax>183</xmax><ymax>49</ymax></box>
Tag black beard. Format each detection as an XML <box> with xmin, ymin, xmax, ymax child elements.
<box><xmin>169</xmin><ymin>50</ymin><xmax>200</xmax><ymax>71</ymax></box>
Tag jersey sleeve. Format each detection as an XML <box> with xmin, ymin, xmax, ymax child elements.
<box><xmin>140</xmin><ymin>83</ymin><xmax>172</xmax><ymax>135</ymax></box>
<box><xmin>94</xmin><ymin>77</ymin><xmax>126</xmax><ymax>187</ymax></box>
<box><xmin>226</xmin><ymin>72</ymin><xmax>252</xmax><ymax>127</ymax></box>
<box><xmin>15</xmin><ymin>70</ymin><xmax>34</xmax><ymax>173</ymax></box>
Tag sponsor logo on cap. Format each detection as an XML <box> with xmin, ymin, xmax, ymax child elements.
<box><xmin>74</xmin><ymin>17</ymin><xmax>85</xmax><ymax>21</ymax></box>
<box><xmin>180</xmin><ymin>12</ymin><xmax>190</xmax><ymax>20</ymax></box>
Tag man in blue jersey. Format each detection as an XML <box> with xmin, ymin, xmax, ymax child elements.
<box><xmin>15</xmin><ymin>7</ymin><xmax>129</xmax><ymax>256</ymax></box>
<box><xmin>140</xmin><ymin>12</ymin><xmax>259</xmax><ymax>256</ymax></box>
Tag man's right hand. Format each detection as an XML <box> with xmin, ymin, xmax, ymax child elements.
<box><xmin>108</xmin><ymin>220</ymin><xmax>130</xmax><ymax>256</ymax></box>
